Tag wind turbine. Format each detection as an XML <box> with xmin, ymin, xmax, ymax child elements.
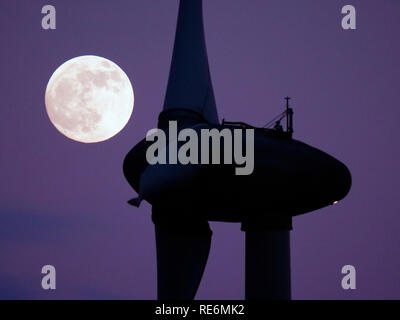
<box><xmin>123</xmin><ymin>0</ymin><xmax>351</xmax><ymax>300</ymax></box>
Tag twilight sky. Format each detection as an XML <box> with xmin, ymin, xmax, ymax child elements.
<box><xmin>1</xmin><ymin>0</ymin><xmax>399</xmax><ymax>299</ymax></box>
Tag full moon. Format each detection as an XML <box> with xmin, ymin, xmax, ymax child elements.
<box><xmin>45</xmin><ymin>55</ymin><xmax>134</xmax><ymax>143</ymax></box>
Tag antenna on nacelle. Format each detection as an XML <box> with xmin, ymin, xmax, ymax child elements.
<box><xmin>285</xmin><ymin>97</ymin><xmax>293</xmax><ymax>137</ymax></box>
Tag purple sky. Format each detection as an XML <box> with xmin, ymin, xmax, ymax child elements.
<box><xmin>1</xmin><ymin>0</ymin><xmax>399</xmax><ymax>299</ymax></box>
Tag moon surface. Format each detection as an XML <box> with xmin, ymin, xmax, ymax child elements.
<box><xmin>45</xmin><ymin>55</ymin><xmax>134</xmax><ymax>143</ymax></box>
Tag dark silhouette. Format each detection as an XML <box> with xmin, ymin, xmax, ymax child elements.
<box><xmin>285</xmin><ymin>97</ymin><xmax>294</xmax><ymax>137</ymax></box>
<box><xmin>123</xmin><ymin>0</ymin><xmax>351</xmax><ymax>300</ymax></box>
<box><xmin>274</xmin><ymin>120</ymin><xmax>283</xmax><ymax>132</ymax></box>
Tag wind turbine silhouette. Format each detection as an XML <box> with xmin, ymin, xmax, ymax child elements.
<box><xmin>123</xmin><ymin>0</ymin><xmax>351</xmax><ymax>300</ymax></box>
